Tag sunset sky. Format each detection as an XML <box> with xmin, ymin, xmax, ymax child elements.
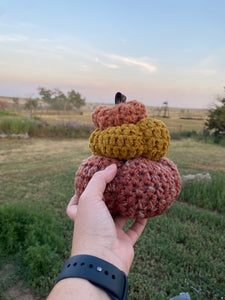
<box><xmin>0</xmin><ymin>0</ymin><xmax>225</xmax><ymax>108</ymax></box>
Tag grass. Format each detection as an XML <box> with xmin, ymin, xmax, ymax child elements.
<box><xmin>32</xmin><ymin>109</ymin><xmax>206</xmax><ymax>133</ymax></box>
<box><xmin>0</xmin><ymin>115</ymin><xmax>93</xmax><ymax>138</ymax></box>
<box><xmin>0</xmin><ymin>138</ymin><xmax>225</xmax><ymax>299</ymax></box>
<box><xmin>0</xmin><ymin>204</ymin><xmax>67</xmax><ymax>295</ymax></box>
<box><xmin>1</xmin><ymin>103</ymin><xmax>208</xmax><ymax>132</ymax></box>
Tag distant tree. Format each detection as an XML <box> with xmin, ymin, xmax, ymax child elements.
<box><xmin>205</xmin><ymin>88</ymin><xmax>225</xmax><ymax>135</ymax></box>
<box><xmin>37</xmin><ymin>87</ymin><xmax>85</xmax><ymax>110</ymax></box>
<box><xmin>24</xmin><ymin>98</ymin><xmax>38</xmax><ymax>118</ymax></box>
<box><xmin>12</xmin><ymin>97</ymin><xmax>19</xmax><ymax>110</ymax></box>
<box><xmin>37</xmin><ymin>87</ymin><xmax>53</xmax><ymax>104</ymax></box>
<box><xmin>24</xmin><ymin>98</ymin><xmax>38</xmax><ymax>110</ymax></box>
<box><xmin>67</xmin><ymin>90</ymin><xmax>86</xmax><ymax>110</ymax></box>
<box><xmin>53</xmin><ymin>88</ymin><xmax>68</xmax><ymax>110</ymax></box>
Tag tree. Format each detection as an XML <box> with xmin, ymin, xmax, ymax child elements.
<box><xmin>67</xmin><ymin>90</ymin><xmax>86</xmax><ymax>110</ymax></box>
<box><xmin>37</xmin><ymin>87</ymin><xmax>86</xmax><ymax>110</ymax></box>
<box><xmin>24</xmin><ymin>98</ymin><xmax>39</xmax><ymax>118</ymax></box>
<box><xmin>24</xmin><ymin>98</ymin><xmax>38</xmax><ymax>110</ymax></box>
<box><xmin>205</xmin><ymin>88</ymin><xmax>225</xmax><ymax>135</ymax></box>
<box><xmin>12</xmin><ymin>97</ymin><xmax>19</xmax><ymax>110</ymax></box>
<box><xmin>37</xmin><ymin>87</ymin><xmax>53</xmax><ymax>104</ymax></box>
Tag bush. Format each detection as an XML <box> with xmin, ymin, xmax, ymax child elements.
<box><xmin>170</xmin><ymin>130</ymin><xmax>198</xmax><ymax>140</ymax></box>
<box><xmin>0</xmin><ymin>118</ymin><xmax>39</xmax><ymax>135</ymax></box>
<box><xmin>0</xmin><ymin>204</ymin><xmax>66</xmax><ymax>294</ymax></box>
<box><xmin>0</xmin><ymin>117</ymin><xmax>93</xmax><ymax>138</ymax></box>
<box><xmin>170</xmin><ymin>130</ymin><xmax>225</xmax><ymax>147</ymax></box>
<box><xmin>0</xmin><ymin>110</ymin><xmax>17</xmax><ymax>117</ymax></box>
<box><xmin>205</xmin><ymin>94</ymin><xmax>225</xmax><ymax>134</ymax></box>
<box><xmin>193</xmin><ymin>134</ymin><xmax>225</xmax><ymax>147</ymax></box>
<box><xmin>178</xmin><ymin>171</ymin><xmax>225</xmax><ymax>214</ymax></box>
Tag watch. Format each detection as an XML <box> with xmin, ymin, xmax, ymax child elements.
<box><xmin>56</xmin><ymin>254</ymin><xmax>128</xmax><ymax>300</ymax></box>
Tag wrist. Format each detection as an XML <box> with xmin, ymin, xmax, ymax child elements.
<box><xmin>56</xmin><ymin>255</ymin><xmax>128</xmax><ymax>300</ymax></box>
<box><xmin>48</xmin><ymin>277</ymin><xmax>111</xmax><ymax>300</ymax></box>
<box><xmin>71</xmin><ymin>247</ymin><xmax>128</xmax><ymax>275</ymax></box>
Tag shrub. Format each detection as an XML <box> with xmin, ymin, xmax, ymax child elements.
<box><xmin>170</xmin><ymin>130</ymin><xmax>198</xmax><ymax>140</ymax></box>
<box><xmin>0</xmin><ymin>110</ymin><xmax>17</xmax><ymax>117</ymax></box>
<box><xmin>205</xmin><ymin>93</ymin><xmax>225</xmax><ymax>135</ymax></box>
<box><xmin>0</xmin><ymin>117</ymin><xmax>93</xmax><ymax>138</ymax></box>
<box><xmin>178</xmin><ymin>171</ymin><xmax>225</xmax><ymax>214</ymax></box>
<box><xmin>0</xmin><ymin>203</ymin><xmax>66</xmax><ymax>294</ymax></box>
<box><xmin>0</xmin><ymin>118</ymin><xmax>39</xmax><ymax>135</ymax></box>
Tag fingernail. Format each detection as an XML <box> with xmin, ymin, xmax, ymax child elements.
<box><xmin>105</xmin><ymin>164</ymin><xmax>116</xmax><ymax>171</ymax></box>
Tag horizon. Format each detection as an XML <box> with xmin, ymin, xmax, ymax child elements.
<box><xmin>0</xmin><ymin>94</ymin><xmax>210</xmax><ymax>111</ymax></box>
<box><xmin>0</xmin><ymin>0</ymin><xmax>225</xmax><ymax>109</ymax></box>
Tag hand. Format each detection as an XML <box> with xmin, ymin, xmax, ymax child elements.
<box><xmin>67</xmin><ymin>164</ymin><xmax>147</xmax><ymax>275</ymax></box>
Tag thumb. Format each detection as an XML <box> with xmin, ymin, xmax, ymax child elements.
<box><xmin>80</xmin><ymin>164</ymin><xmax>117</xmax><ymax>202</ymax></box>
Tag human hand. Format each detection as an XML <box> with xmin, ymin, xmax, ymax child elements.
<box><xmin>67</xmin><ymin>164</ymin><xmax>147</xmax><ymax>275</ymax></box>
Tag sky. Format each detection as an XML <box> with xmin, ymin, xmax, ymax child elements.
<box><xmin>0</xmin><ymin>0</ymin><xmax>225</xmax><ymax>108</ymax></box>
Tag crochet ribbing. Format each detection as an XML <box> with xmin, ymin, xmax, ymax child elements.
<box><xmin>89</xmin><ymin>117</ymin><xmax>170</xmax><ymax>161</ymax></box>
<box><xmin>75</xmin><ymin>155</ymin><xmax>181</xmax><ymax>218</ymax></box>
<box><xmin>92</xmin><ymin>100</ymin><xmax>147</xmax><ymax>130</ymax></box>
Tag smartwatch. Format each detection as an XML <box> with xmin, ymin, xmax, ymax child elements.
<box><xmin>56</xmin><ymin>255</ymin><xmax>128</xmax><ymax>300</ymax></box>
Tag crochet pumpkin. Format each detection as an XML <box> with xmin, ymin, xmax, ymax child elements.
<box><xmin>89</xmin><ymin>118</ymin><xmax>170</xmax><ymax>161</ymax></box>
<box><xmin>74</xmin><ymin>94</ymin><xmax>181</xmax><ymax>218</ymax></box>
<box><xmin>92</xmin><ymin>100</ymin><xmax>147</xmax><ymax>130</ymax></box>
<box><xmin>75</xmin><ymin>155</ymin><xmax>181</xmax><ymax>218</ymax></box>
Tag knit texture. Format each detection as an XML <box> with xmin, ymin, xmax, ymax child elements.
<box><xmin>89</xmin><ymin>118</ymin><xmax>170</xmax><ymax>161</ymax></box>
<box><xmin>75</xmin><ymin>155</ymin><xmax>181</xmax><ymax>218</ymax></box>
<box><xmin>137</xmin><ymin>118</ymin><xmax>170</xmax><ymax>161</ymax></box>
<box><xmin>92</xmin><ymin>100</ymin><xmax>147</xmax><ymax>130</ymax></box>
<box><xmin>89</xmin><ymin>123</ymin><xmax>144</xmax><ymax>160</ymax></box>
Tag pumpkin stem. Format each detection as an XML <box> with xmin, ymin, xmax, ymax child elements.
<box><xmin>115</xmin><ymin>92</ymin><xmax>126</xmax><ymax>104</ymax></box>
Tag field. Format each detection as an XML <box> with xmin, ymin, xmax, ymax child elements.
<box><xmin>32</xmin><ymin>106</ymin><xmax>209</xmax><ymax>133</ymax></box>
<box><xmin>0</xmin><ymin>95</ymin><xmax>209</xmax><ymax>133</ymax></box>
<box><xmin>0</xmin><ymin>135</ymin><xmax>225</xmax><ymax>299</ymax></box>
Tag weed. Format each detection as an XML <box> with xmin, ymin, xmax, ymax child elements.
<box><xmin>0</xmin><ymin>110</ymin><xmax>18</xmax><ymax>117</ymax></box>
<box><xmin>0</xmin><ymin>204</ymin><xmax>67</xmax><ymax>296</ymax></box>
<box><xmin>179</xmin><ymin>171</ymin><xmax>225</xmax><ymax>214</ymax></box>
<box><xmin>0</xmin><ymin>138</ymin><xmax>224</xmax><ymax>299</ymax></box>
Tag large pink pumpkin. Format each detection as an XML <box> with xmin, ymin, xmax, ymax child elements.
<box><xmin>75</xmin><ymin>155</ymin><xmax>181</xmax><ymax>218</ymax></box>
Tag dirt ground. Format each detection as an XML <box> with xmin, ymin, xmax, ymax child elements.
<box><xmin>0</xmin><ymin>264</ymin><xmax>44</xmax><ymax>300</ymax></box>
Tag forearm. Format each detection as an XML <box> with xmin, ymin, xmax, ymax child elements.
<box><xmin>47</xmin><ymin>277</ymin><xmax>111</xmax><ymax>300</ymax></box>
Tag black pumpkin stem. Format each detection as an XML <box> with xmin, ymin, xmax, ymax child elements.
<box><xmin>115</xmin><ymin>92</ymin><xmax>127</xmax><ymax>105</ymax></box>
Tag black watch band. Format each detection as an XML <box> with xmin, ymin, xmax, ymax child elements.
<box><xmin>56</xmin><ymin>255</ymin><xmax>128</xmax><ymax>300</ymax></box>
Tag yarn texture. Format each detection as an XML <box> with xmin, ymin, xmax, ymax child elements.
<box><xmin>137</xmin><ymin>118</ymin><xmax>170</xmax><ymax>161</ymax></box>
<box><xmin>89</xmin><ymin>117</ymin><xmax>170</xmax><ymax>161</ymax></box>
<box><xmin>75</xmin><ymin>155</ymin><xmax>181</xmax><ymax>218</ymax></box>
<box><xmin>89</xmin><ymin>123</ymin><xmax>144</xmax><ymax>160</ymax></box>
<box><xmin>74</xmin><ymin>97</ymin><xmax>181</xmax><ymax>218</ymax></box>
<box><xmin>92</xmin><ymin>100</ymin><xmax>147</xmax><ymax>130</ymax></box>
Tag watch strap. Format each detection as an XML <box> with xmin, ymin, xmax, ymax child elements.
<box><xmin>56</xmin><ymin>255</ymin><xmax>128</xmax><ymax>300</ymax></box>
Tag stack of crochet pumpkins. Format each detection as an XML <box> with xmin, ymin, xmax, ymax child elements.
<box><xmin>75</xmin><ymin>98</ymin><xmax>181</xmax><ymax>218</ymax></box>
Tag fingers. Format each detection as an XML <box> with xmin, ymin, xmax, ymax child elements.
<box><xmin>80</xmin><ymin>164</ymin><xmax>117</xmax><ymax>203</ymax></box>
<box><xmin>114</xmin><ymin>215</ymin><xmax>129</xmax><ymax>229</ymax></box>
<box><xmin>126</xmin><ymin>218</ymin><xmax>147</xmax><ymax>246</ymax></box>
<box><xmin>66</xmin><ymin>195</ymin><xmax>79</xmax><ymax>221</ymax></box>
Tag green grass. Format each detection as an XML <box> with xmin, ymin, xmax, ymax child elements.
<box><xmin>0</xmin><ymin>204</ymin><xmax>67</xmax><ymax>295</ymax></box>
<box><xmin>179</xmin><ymin>171</ymin><xmax>225</xmax><ymax>214</ymax></box>
<box><xmin>0</xmin><ymin>110</ymin><xmax>18</xmax><ymax>117</ymax></box>
<box><xmin>0</xmin><ymin>138</ymin><xmax>225</xmax><ymax>299</ymax></box>
<box><xmin>0</xmin><ymin>115</ymin><xmax>93</xmax><ymax>138</ymax></box>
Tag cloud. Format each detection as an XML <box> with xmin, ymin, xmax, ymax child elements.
<box><xmin>105</xmin><ymin>53</ymin><xmax>157</xmax><ymax>73</ymax></box>
<box><xmin>95</xmin><ymin>57</ymin><xmax>119</xmax><ymax>69</ymax></box>
<box><xmin>0</xmin><ymin>34</ymin><xmax>27</xmax><ymax>42</ymax></box>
